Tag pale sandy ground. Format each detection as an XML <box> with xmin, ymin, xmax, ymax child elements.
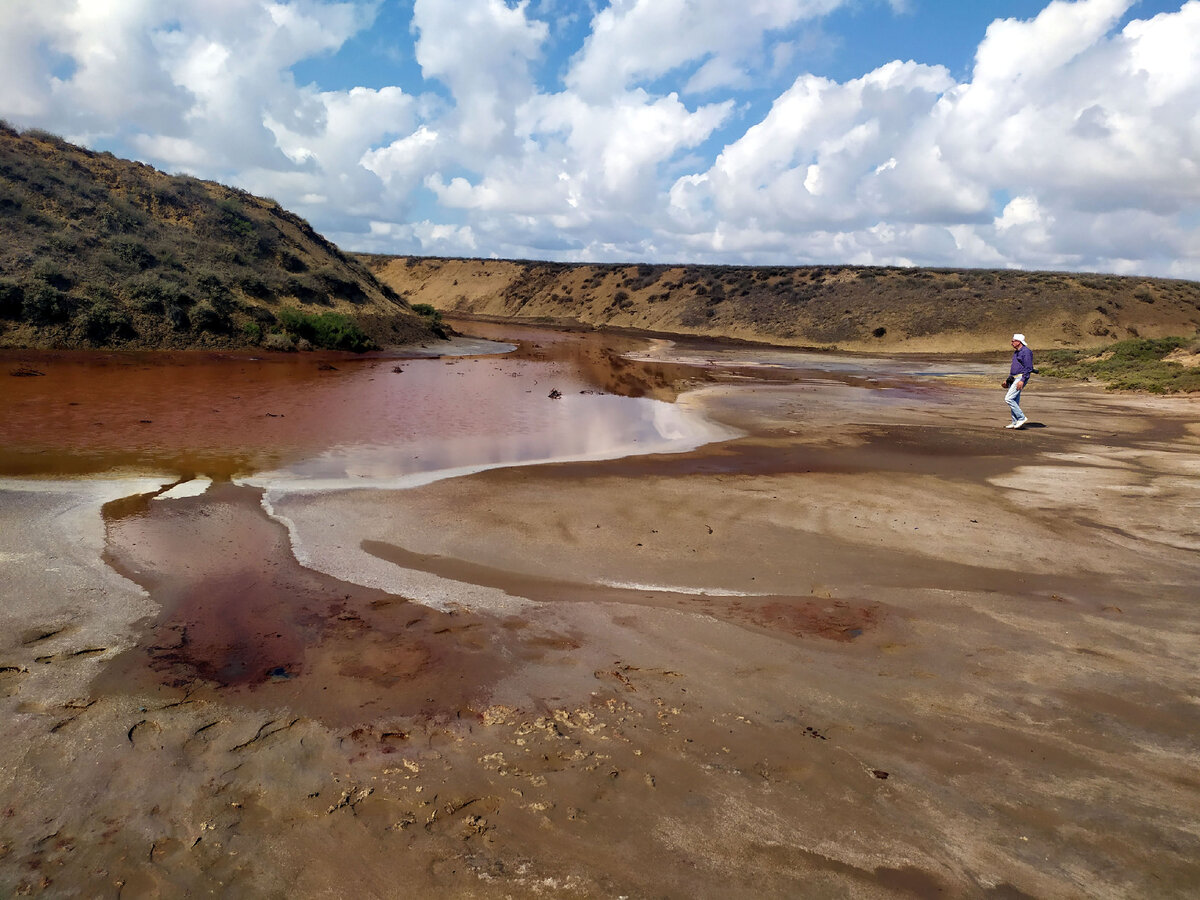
<box><xmin>2</xmin><ymin>353</ymin><xmax>1200</xmax><ymax>898</ymax></box>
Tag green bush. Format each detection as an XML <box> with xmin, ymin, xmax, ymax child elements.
<box><xmin>411</xmin><ymin>302</ymin><xmax>442</xmax><ymax>323</ymax></box>
<box><xmin>101</xmin><ymin>200</ymin><xmax>145</xmax><ymax>233</ymax></box>
<box><xmin>32</xmin><ymin>259</ymin><xmax>71</xmax><ymax>290</ymax></box>
<box><xmin>0</xmin><ymin>279</ymin><xmax>23</xmax><ymax>318</ymax></box>
<box><xmin>1041</xmin><ymin>336</ymin><xmax>1200</xmax><ymax>393</ymax></box>
<box><xmin>23</xmin><ymin>283</ymin><xmax>71</xmax><ymax>324</ymax></box>
<box><xmin>284</xmin><ymin>276</ymin><xmax>321</xmax><ymax>304</ymax></box>
<box><xmin>280</xmin><ymin>252</ymin><xmax>307</xmax><ymax>273</ymax></box>
<box><xmin>80</xmin><ymin>300</ymin><xmax>133</xmax><ymax>342</ymax></box>
<box><xmin>192</xmin><ymin>301</ymin><xmax>229</xmax><ymax>333</ymax></box>
<box><xmin>157</xmin><ymin>248</ymin><xmax>183</xmax><ymax>271</ymax></box>
<box><xmin>216</xmin><ymin>198</ymin><xmax>255</xmax><ymax>239</ymax></box>
<box><xmin>246</xmin><ymin>305</ymin><xmax>276</xmax><ymax>324</ymax></box>
<box><xmin>193</xmin><ymin>271</ymin><xmax>233</xmax><ymax>314</ymax></box>
<box><xmin>239</xmin><ymin>273</ymin><xmax>275</xmax><ymax>299</ymax></box>
<box><xmin>156</xmin><ymin>303</ymin><xmax>185</xmax><ymax>330</ymax></box>
<box><xmin>316</xmin><ymin>266</ymin><xmax>367</xmax><ymax>303</ymax></box>
<box><xmin>0</xmin><ymin>187</ymin><xmax>22</xmax><ymax>217</ymax></box>
<box><xmin>109</xmin><ymin>237</ymin><xmax>156</xmax><ymax>270</ymax></box>
<box><xmin>277</xmin><ymin>307</ymin><xmax>375</xmax><ymax>352</ymax></box>
<box><xmin>126</xmin><ymin>274</ymin><xmax>189</xmax><ymax>310</ymax></box>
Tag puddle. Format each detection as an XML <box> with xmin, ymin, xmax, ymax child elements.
<box><xmin>0</xmin><ymin>333</ymin><xmax>735</xmax><ymax>481</ymax></box>
<box><xmin>95</xmin><ymin>480</ymin><xmax>515</xmax><ymax>725</ymax></box>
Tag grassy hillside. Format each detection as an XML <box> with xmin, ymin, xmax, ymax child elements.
<box><xmin>361</xmin><ymin>255</ymin><xmax>1200</xmax><ymax>355</ymax></box>
<box><xmin>0</xmin><ymin>123</ymin><xmax>436</xmax><ymax>350</ymax></box>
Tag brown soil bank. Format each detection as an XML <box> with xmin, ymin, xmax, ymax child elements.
<box><xmin>361</xmin><ymin>254</ymin><xmax>1200</xmax><ymax>353</ymax></box>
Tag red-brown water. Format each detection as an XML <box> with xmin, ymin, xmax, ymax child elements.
<box><xmin>0</xmin><ymin>328</ymin><xmax>736</xmax><ymax>710</ymax></box>
<box><xmin>0</xmin><ymin>327</ymin><xmax>725</xmax><ymax>480</ymax></box>
<box><xmin>95</xmin><ymin>481</ymin><xmax>515</xmax><ymax>726</ymax></box>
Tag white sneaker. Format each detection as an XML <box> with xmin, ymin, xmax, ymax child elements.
<box><xmin>1013</xmin><ymin>418</ymin><xmax>1028</xmax><ymax>429</ymax></box>
<box><xmin>1005</xmin><ymin>422</ymin><xmax>1019</xmax><ymax>428</ymax></box>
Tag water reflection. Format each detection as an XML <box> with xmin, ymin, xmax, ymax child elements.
<box><xmin>0</xmin><ymin>330</ymin><xmax>736</xmax><ymax>482</ymax></box>
<box><xmin>1</xmin><ymin>324</ymin><xmax>987</xmax><ymax>485</ymax></box>
<box><xmin>243</xmin><ymin>389</ymin><xmax>733</xmax><ymax>492</ymax></box>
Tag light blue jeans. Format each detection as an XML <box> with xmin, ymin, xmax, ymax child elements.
<box><xmin>1005</xmin><ymin>380</ymin><xmax>1026</xmax><ymax>423</ymax></box>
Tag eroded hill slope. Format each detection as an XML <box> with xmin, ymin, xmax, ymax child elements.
<box><xmin>0</xmin><ymin>124</ymin><xmax>434</xmax><ymax>350</ymax></box>
<box><xmin>362</xmin><ymin>255</ymin><xmax>1200</xmax><ymax>353</ymax></box>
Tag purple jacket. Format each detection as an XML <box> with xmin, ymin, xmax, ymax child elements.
<box><xmin>1010</xmin><ymin>345</ymin><xmax>1034</xmax><ymax>381</ymax></box>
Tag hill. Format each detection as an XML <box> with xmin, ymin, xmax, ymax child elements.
<box><xmin>361</xmin><ymin>255</ymin><xmax>1200</xmax><ymax>354</ymax></box>
<box><xmin>0</xmin><ymin>124</ymin><xmax>437</xmax><ymax>351</ymax></box>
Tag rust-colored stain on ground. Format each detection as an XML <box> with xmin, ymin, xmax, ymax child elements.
<box><xmin>96</xmin><ymin>482</ymin><xmax>515</xmax><ymax>727</ymax></box>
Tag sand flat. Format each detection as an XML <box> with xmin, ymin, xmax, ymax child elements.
<box><xmin>2</xmin><ymin>341</ymin><xmax>1200</xmax><ymax>898</ymax></box>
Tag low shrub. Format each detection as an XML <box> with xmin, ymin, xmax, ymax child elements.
<box><xmin>277</xmin><ymin>307</ymin><xmax>375</xmax><ymax>352</ymax></box>
<box><xmin>109</xmin><ymin>237</ymin><xmax>156</xmax><ymax>270</ymax></box>
<box><xmin>192</xmin><ymin>301</ymin><xmax>229</xmax><ymax>333</ymax></box>
<box><xmin>239</xmin><ymin>273</ymin><xmax>275</xmax><ymax>299</ymax></box>
<box><xmin>411</xmin><ymin>302</ymin><xmax>442</xmax><ymax>323</ymax></box>
<box><xmin>32</xmin><ymin>259</ymin><xmax>71</xmax><ymax>290</ymax></box>
<box><xmin>284</xmin><ymin>276</ymin><xmax>321</xmax><ymax>304</ymax></box>
<box><xmin>126</xmin><ymin>273</ymin><xmax>188</xmax><ymax>306</ymax></box>
<box><xmin>80</xmin><ymin>300</ymin><xmax>133</xmax><ymax>342</ymax></box>
<box><xmin>101</xmin><ymin>200</ymin><xmax>145</xmax><ymax>233</ymax></box>
<box><xmin>165</xmin><ymin>303</ymin><xmax>190</xmax><ymax>330</ymax></box>
<box><xmin>1041</xmin><ymin>336</ymin><xmax>1200</xmax><ymax>393</ymax></box>
<box><xmin>315</xmin><ymin>266</ymin><xmax>367</xmax><ymax>304</ymax></box>
<box><xmin>216</xmin><ymin>198</ymin><xmax>255</xmax><ymax>240</ymax></box>
<box><xmin>263</xmin><ymin>331</ymin><xmax>295</xmax><ymax>351</ymax></box>
<box><xmin>194</xmin><ymin>270</ymin><xmax>228</xmax><ymax>302</ymax></box>
<box><xmin>23</xmin><ymin>283</ymin><xmax>71</xmax><ymax>324</ymax></box>
<box><xmin>0</xmin><ymin>279</ymin><xmax>23</xmax><ymax>318</ymax></box>
<box><xmin>280</xmin><ymin>251</ymin><xmax>307</xmax><ymax>273</ymax></box>
<box><xmin>246</xmin><ymin>305</ymin><xmax>276</xmax><ymax>324</ymax></box>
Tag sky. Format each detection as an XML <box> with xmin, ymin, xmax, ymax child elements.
<box><xmin>1</xmin><ymin>0</ymin><xmax>1198</xmax><ymax>277</ymax></box>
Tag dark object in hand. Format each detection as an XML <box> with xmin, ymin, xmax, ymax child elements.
<box><xmin>1003</xmin><ymin>375</ymin><xmax>1015</xmax><ymax>388</ymax></box>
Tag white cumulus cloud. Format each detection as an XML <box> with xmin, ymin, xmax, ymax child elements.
<box><xmin>0</xmin><ymin>0</ymin><xmax>1197</xmax><ymax>277</ymax></box>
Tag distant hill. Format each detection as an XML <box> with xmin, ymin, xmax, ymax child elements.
<box><xmin>9</xmin><ymin>119</ymin><xmax>1192</xmax><ymax>356</ymax></box>
<box><xmin>0</xmin><ymin>124</ymin><xmax>437</xmax><ymax>350</ymax></box>
<box><xmin>361</xmin><ymin>256</ymin><xmax>1200</xmax><ymax>353</ymax></box>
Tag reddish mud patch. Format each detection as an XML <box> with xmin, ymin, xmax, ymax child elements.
<box><xmin>363</xmin><ymin>539</ymin><xmax>884</xmax><ymax>643</ymax></box>
<box><xmin>95</xmin><ymin>481</ymin><xmax>519</xmax><ymax>727</ymax></box>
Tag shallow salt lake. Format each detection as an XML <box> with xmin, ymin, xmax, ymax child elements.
<box><xmin>0</xmin><ymin>327</ymin><xmax>738</xmax><ymax>484</ymax></box>
<box><xmin>1</xmin><ymin>322</ymin><xmax>1003</xmax><ymax>486</ymax></box>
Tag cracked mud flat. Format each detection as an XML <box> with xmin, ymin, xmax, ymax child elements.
<box><xmin>2</xmin><ymin>331</ymin><xmax>1200</xmax><ymax>898</ymax></box>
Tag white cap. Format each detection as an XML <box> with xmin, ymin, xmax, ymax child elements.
<box><xmin>1012</xmin><ymin>333</ymin><xmax>1026</xmax><ymax>344</ymax></box>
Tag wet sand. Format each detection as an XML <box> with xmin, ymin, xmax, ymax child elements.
<box><xmin>2</xmin><ymin>331</ymin><xmax>1200</xmax><ymax>897</ymax></box>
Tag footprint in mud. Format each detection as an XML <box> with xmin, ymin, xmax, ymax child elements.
<box><xmin>127</xmin><ymin>719</ymin><xmax>165</xmax><ymax>750</ymax></box>
<box><xmin>0</xmin><ymin>665</ymin><xmax>29</xmax><ymax>697</ymax></box>
<box><xmin>32</xmin><ymin>647</ymin><xmax>109</xmax><ymax>665</ymax></box>
<box><xmin>20</xmin><ymin>625</ymin><xmax>73</xmax><ymax>646</ymax></box>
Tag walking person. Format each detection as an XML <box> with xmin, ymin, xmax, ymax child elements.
<box><xmin>1004</xmin><ymin>333</ymin><xmax>1034</xmax><ymax>428</ymax></box>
